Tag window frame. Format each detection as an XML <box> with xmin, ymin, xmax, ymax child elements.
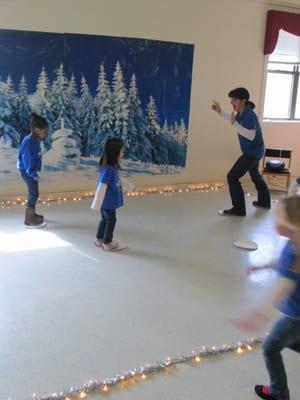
<box><xmin>263</xmin><ymin>61</ymin><xmax>300</xmax><ymax>121</ymax></box>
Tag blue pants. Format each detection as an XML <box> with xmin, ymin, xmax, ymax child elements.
<box><xmin>20</xmin><ymin>170</ymin><xmax>39</xmax><ymax>209</ymax></box>
<box><xmin>96</xmin><ymin>209</ymin><xmax>117</xmax><ymax>244</ymax></box>
<box><xmin>263</xmin><ymin>316</ymin><xmax>300</xmax><ymax>400</ymax></box>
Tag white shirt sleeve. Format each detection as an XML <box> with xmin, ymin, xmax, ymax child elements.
<box><xmin>234</xmin><ymin>122</ymin><xmax>256</xmax><ymax>141</ymax></box>
<box><xmin>219</xmin><ymin>110</ymin><xmax>256</xmax><ymax>141</ymax></box>
<box><xmin>121</xmin><ymin>177</ymin><xmax>136</xmax><ymax>193</ymax></box>
<box><xmin>91</xmin><ymin>183</ymin><xmax>107</xmax><ymax>210</ymax></box>
<box><xmin>219</xmin><ymin>110</ymin><xmax>231</xmax><ymax>121</ymax></box>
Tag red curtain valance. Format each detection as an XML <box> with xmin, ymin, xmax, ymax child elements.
<box><xmin>264</xmin><ymin>10</ymin><xmax>300</xmax><ymax>55</ymax></box>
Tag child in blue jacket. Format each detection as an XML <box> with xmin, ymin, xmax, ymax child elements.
<box><xmin>17</xmin><ymin>113</ymin><xmax>48</xmax><ymax>228</ymax></box>
<box><xmin>233</xmin><ymin>195</ymin><xmax>300</xmax><ymax>400</ymax></box>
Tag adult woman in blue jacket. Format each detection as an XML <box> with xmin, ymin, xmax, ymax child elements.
<box><xmin>212</xmin><ymin>87</ymin><xmax>270</xmax><ymax>217</ymax></box>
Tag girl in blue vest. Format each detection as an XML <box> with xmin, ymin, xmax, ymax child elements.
<box><xmin>17</xmin><ymin>113</ymin><xmax>48</xmax><ymax>228</ymax></box>
<box><xmin>212</xmin><ymin>88</ymin><xmax>270</xmax><ymax>216</ymax></box>
<box><xmin>233</xmin><ymin>195</ymin><xmax>300</xmax><ymax>400</ymax></box>
<box><xmin>91</xmin><ymin>138</ymin><xmax>125</xmax><ymax>251</ymax></box>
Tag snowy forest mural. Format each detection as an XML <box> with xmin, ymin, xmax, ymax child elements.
<box><xmin>0</xmin><ymin>29</ymin><xmax>194</xmax><ymax>186</ymax></box>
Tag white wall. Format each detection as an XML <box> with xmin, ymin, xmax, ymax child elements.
<box><xmin>0</xmin><ymin>0</ymin><xmax>299</xmax><ymax>197</ymax></box>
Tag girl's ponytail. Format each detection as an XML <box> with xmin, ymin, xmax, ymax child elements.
<box><xmin>246</xmin><ymin>100</ymin><xmax>255</xmax><ymax>110</ymax></box>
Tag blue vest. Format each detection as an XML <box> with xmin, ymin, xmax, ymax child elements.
<box><xmin>236</xmin><ymin>106</ymin><xmax>265</xmax><ymax>159</ymax></box>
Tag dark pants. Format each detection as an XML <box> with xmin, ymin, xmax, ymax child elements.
<box><xmin>263</xmin><ymin>316</ymin><xmax>300</xmax><ymax>400</ymax></box>
<box><xmin>96</xmin><ymin>209</ymin><xmax>117</xmax><ymax>244</ymax></box>
<box><xmin>20</xmin><ymin>170</ymin><xmax>39</xmax><ymax>209</ymax></box>
<box><xmin>227</xmin><ymin>154</ymin><xmax>270</xmax><ymax>214</ymax></box>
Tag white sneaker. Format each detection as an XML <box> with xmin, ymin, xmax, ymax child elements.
<box><xmin>94</xmin><ymin>239</ymin><xmax>104</xmax><ymax>247</ymax></box>
<box><xmin>94</xmin><ymin>239</ymin><xmax>120</xmax><ymax>248</ymax></box>
<box><xmin>103</xmin><ymin>242</ymin><xmax>127</xmax><ymax>251</ymax></box>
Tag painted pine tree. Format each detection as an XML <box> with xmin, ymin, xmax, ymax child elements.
<box><xmin>15</xmin><ymin>75</ymin><xmax>32</xmax><ymax>137</ymax></box>
<box><xmin>112</xmin><ymin>61</ymin><xmax>129</xmax><ymax>144</ymax></box>
<box><xmin>79</xmin><ymin>75</ymin><xmax>98</xmax><ymax>156</ymax></box>
<box><xmin>33</xmin><ymin>67</ymin><xmax>54</xmax><ymax>119</ymax></box>
<box><xmin>161</xmin><ymin>119</ymin><xmax>170</xmax><ymax>138</ymax></box>
<box><xmin>173</xmin><ymin>121</ymin><xmax>179</xmax><ymax>138</ymax></box>
<box><xmin>127</xmin><ymin>74</ymin><xmax>151</xmax><ymax>161</ymax></box>
<box><xmin>166</xmin><ymin>120</ymin><xmax>186</xmax><ymax>167</ymax></box>
<box><xmin>0</xmin><ymin>80</ymin><xmax>20</xmax><ymax>147</ymax></box>
<box><xmin>34</xmin><ymin>66</ymin><xmax>54</xmax><ymax>148</ymax></box>
<box><xmin>35</xmin><ymin>67</ymin><xmax>51</xmax><ymax>113</ymax></box>
<box><xmin>178</xmin><ymin>118</ymin><xmax>188</xmax><ymax>145</ymax></box>
<box><xmin>95</xmin><ymin>64</ymin><xmax>114</xmax><ymax>151</ymax></box>
<box><xmin>50</xmin><ymin>64</ymin><xmax>72</xmax><ymax>131</ymax></box>
<box><xmin>3</xmin><ymin>75</ymin><xmax>18</xmax><ymax>129</ymax></box>
<box><xmin>65</xmin><ymin>74</ymin><xmax>81</xmax><ymax>146</ymax></box>
<box><xmin>146</xmin><ymin>96</ymin><xmax>168</xmax><ymax>165</ymax></box>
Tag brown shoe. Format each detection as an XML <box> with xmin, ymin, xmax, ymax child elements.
<box><xmin>34</xmin><ymin>209</ymin><xmax>44</xmax><ymax>222</ymax></box>
<box><xmin>24</xmin><ymin>208</ymin><xmax>46</xmax><ymax>229</ymax></box>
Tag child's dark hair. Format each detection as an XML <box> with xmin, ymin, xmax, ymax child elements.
<box><xmin>99</xmin><ymin>138</ymin><xmax>124</xmax><ymax>169</ymax></box>
<box><xmin>228</xmin><ymin>87</ymin><xmax>255</xmax><ymax>110</ymax></box>
<box><xmin>30</xmin><ymin>113</ymin><xmax>49</xmax><ymax>131</ymax></box>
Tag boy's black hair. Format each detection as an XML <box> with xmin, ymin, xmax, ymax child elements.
<box><xmin>30</xmin><ymin>112</ymin><xmax>49</xmax><ymax>130</ymax></box>
<box><xmin>99</xmin><ymin>138</ymin><xmax>124</xmax><ymax>169</ymax></box>
<box><xmin>228</xmin><ymin>87</ymin><xmax>255</xmax><ymax>110</ymax></box>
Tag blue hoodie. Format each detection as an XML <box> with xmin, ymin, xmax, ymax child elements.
<box><xmin>17</xmin><ymin>135</ymin><xmax>42</xmax><ymax>179</ymax></box>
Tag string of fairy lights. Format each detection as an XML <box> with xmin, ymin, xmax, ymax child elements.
<box><xmin>31</xmin><ymin>337</ymin><xmax>263</xmax><ymax>400</ymax></box>
<box><xmin>0</xmin><ymin>182</ymin><xmax>226</xmax><ymax>208</ymax></box>
<box><xmin>0</xmin><ymin>181</ymin><xmax>280</xmax><ymax>210</ymax></box>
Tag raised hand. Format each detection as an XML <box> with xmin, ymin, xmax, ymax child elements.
<box><xmin>230</xmin><ymin>311</ymin><xmax>268</xmax><ymax>333</ymax></box>
<box><xmin>212</xmin><ymin>100</ymin><xmax>221</xmax><ymax>114</ymax></box>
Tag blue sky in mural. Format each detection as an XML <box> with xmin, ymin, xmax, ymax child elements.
<box><xmin>0</xmin><ymin>29</ymin><xmax>194</xmax><ymax>125</ymax></box>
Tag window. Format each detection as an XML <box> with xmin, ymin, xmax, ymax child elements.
<box><xmin>263</xmin><ymin>30</ymin><xmax>300</xmax><ymax>121</ymax></box>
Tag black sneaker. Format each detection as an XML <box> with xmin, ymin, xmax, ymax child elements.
<box><xmin>218</xmin><ymin>207</ymin><xmax>246</xmax><ymax>217</ymax></box>
<box><xmin>255</xmin><ymin>385</ymin><xmax>277</xmax><ymax>400</ymax></box>
<box><xmin>253</xmin><ymin>201</ymin><xmax>271</xmax><ymax>210</ymax></box>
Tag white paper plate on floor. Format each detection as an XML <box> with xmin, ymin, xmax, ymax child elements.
<box><xmin>234</xmin><ymin>239</ymin><xmax>258</xmax><ymax>251</ymax></box>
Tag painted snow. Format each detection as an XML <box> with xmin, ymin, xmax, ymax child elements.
<box><xmin>0</xmin><ymin>29</ymin><xmax>194</xmax><ymax>187</ymax></box>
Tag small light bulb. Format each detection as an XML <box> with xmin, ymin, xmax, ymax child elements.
<box><xmin>79</xmin><ymin>392</ymin><xmax>86</xmax><ymax>398</ymax></box>
<box><xmin>142</xmin><ymin>374</ymin><xmax>146</xmax><ymax>379</ymax></box>
<box><xmin>237</xmin><ymin>347</ymin><xmax>243</xmax><ymax>354</ymax></box>
<box><xmin>247</xmin><ymin>345</ymin><xmax>252</xmax><ymax>351</ymax></box>
<box><xmin>195</xmin><ymin>356</ymin><xmax>201</xmax><ymax>362</ymax></box>
<box><xmin>102</xmin><ymin>385</ymin><xmax>109</xmax><ymax>392</ymax></box>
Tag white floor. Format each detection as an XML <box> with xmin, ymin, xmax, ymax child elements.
<box><xmin>0</xmin><ymin>190</ymin><xmax>299</xmax><ymax>400</ymax></box>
